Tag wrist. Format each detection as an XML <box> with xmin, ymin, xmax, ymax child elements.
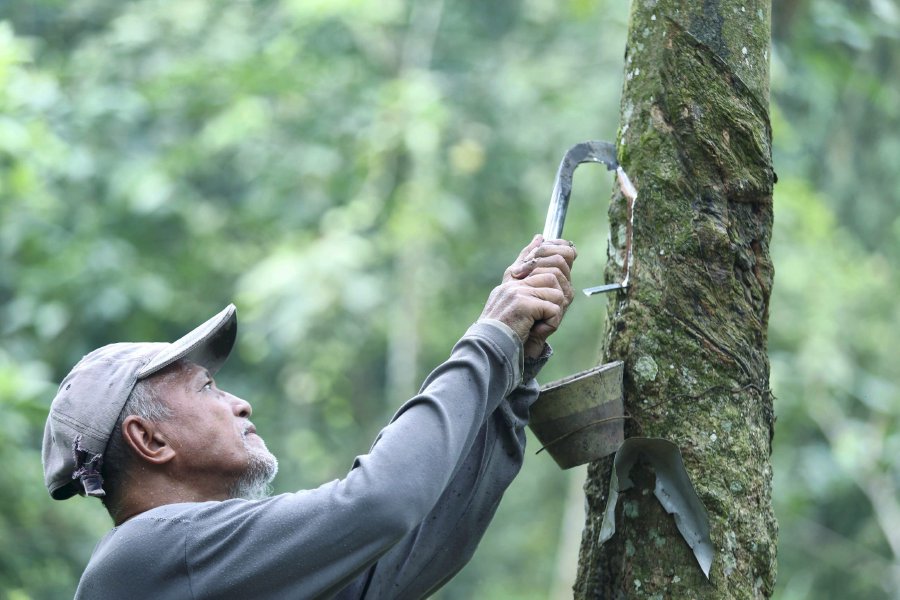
<box><xmin>524</xmin><ymin>339</ymin><xmax>545</xmax><ymax>359</ymax></box>
<box><xmin>524</xmin><ymin>343</ymin><xmax>553</xmax><ymax>382</ymax></box>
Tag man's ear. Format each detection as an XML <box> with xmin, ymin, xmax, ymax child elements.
<box><xmin>122</xmin><ymin>416</ymin><xmax>176</xmax><ymax>465</ymax></box>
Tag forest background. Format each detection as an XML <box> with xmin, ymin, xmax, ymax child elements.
<box><xmin>2</xmin><ymin>0</ymin><xmax>899</xmax><ymax>598</ymax></box>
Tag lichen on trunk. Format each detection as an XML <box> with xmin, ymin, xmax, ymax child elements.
<box><xmin>573</xmin><ymin>1</ymin><xmax>777</xmax><ymax>598</ymax></box>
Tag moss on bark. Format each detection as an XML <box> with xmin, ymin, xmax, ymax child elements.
<box><xmin>574</xmin><ymin>1</ymin><xmax>777</xmax><ymax>597</ymax></box>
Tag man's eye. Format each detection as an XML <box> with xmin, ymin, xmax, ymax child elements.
<box><xmin>203</xmin><ymin>382</ymin><xmax>213</xmax><ymax>391</ymax></box>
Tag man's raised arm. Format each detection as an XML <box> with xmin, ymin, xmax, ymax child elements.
<box><xmin>335</xmin><ymin>236</ymin><xmax>577</xmax><ymax>599</ymax></box>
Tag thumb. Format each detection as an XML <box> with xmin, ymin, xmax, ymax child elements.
<box><xmin>515</xmin><ymin>234</ymin><xmax>544</xmax><ymax>263</ymax></box>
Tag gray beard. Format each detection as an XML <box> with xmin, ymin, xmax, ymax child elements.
<box><xmin>229</xmin><ymin>433</ymin><xmax>279</xmax><ymax>500</ymax></box>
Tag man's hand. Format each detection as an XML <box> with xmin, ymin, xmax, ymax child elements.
<box><xmin>480</xmin><ymin>235</ymin><xmax>577</xmax><ymax>359</ymax></box>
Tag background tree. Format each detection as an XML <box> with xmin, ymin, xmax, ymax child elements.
<box><xmin>572</xmin><ymin>0</ymin><xmax>776</xmax><ymax>597</ymax></box>
<box><xmin>2</xmin><ymin>1</ymin><xmax>900</xmax><ymax>598</ymax></box>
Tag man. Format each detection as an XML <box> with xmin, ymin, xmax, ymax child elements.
<box><xmin>43</xmin><ymin>235</ymin><xmax>577</xmax><ymax>599</ymax></box>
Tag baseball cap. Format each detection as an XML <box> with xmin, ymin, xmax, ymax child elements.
<box><xmin>42</xmin><ymin>304</ymin><xmax>238</xmax><ymax>501</ymax></box>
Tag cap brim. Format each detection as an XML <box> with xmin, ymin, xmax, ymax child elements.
<box><xmin>137</xmin><ymin>304</ymin><xmax>238</xmax><ymax>379</ymax></box>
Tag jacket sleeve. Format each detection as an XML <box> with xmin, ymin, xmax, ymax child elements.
<box><xmin>338</xmin><ymin>330</ymin><xmax>552</xmax><ymax>600</ymax></box>
<box><xmin>182</xmin><ymin>321</ymin><xmax>527</xmax><ymax>600</ymax></box>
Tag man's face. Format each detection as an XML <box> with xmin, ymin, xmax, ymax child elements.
<box><xmin>154</xmin><ymin>361</ymin><xmax>278</xmax><ymax>499</ymax></box>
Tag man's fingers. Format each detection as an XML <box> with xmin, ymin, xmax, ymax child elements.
<box><xmin>526</xmin><ymin>266</ymin><xmax>575</xmax><ymax>302</ymax></box>
<box><xmin>507</xmin><ymin>236</ymin><xmax>575</xmax><ymax>274</ymax></box>
<box><xmin>520</xmin><ymin>272</ymin><xmax>563</xmax><ymax>292</ymax></box>
<box><xmin>522</xmin><ymin>296</ymin><xmax>563</xmax><ymax>327</ymax></box>
<box><xmin>488</xmin><ymin>236</ymin><xmax>575</xmax><ymax>344</ymax></box>
<box><xmin>518</xmin><ymin>281</ymin><xmax>566</xmax><ymax>308</ymax></box>
<box><xmin>530</xmin><ymin>320</ymin><xmax>558</xmax><ymax>340</ymax></box>
<box><xmin>521</xmin><ymin>272</ymin><xmax>574</xmax><ymax>306</ymax></box>
<box><xmin>511</xmin><ymin>254</ymin><xmax>572</xmax><ymax>282</ymax></box>
<box><xmin>525</xmin><ymin>240</ymin><xmax>577</xmax><ymax>266</ymax></box>
<box><xmin>504</xmin><ymin>235</ymin><xmax>545</xmax><ymax>282</ymax></box>
<box><xmin>510</xmin><ymin>241</ymin><xmax>577</xmax><ymax>281</ymax></box>
<box><xmin>515</xmin><ymin>234</ymin><xmax>544</xmax><ymax>263</ymax></box>
<box><xmin>543</xmin><ymin>238</ymin><xmax>575</xmax><ymax>246</ymax></box>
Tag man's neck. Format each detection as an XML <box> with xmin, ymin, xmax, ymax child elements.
<box><xmin>112</xmin><ymin>477</ymin><xmax>232</xmax><ymax>526</ymax></box>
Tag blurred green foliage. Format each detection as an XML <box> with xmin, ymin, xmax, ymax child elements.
<box><xmin>1</xmin><ymin>0</ymin><xmax>898</xmax><ymax>598</ymax></box>
<box><xmin>770</xmin><ymin>1</ymin><xmax>900</xmax><ymax>597</ymax></box>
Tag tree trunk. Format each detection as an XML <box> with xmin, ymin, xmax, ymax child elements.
<box><xmin>573</xmin><ymin>1</ymin><xmax>776</xmax><ymax>598</ymax></box>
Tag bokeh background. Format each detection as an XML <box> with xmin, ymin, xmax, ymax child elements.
<box><xmin>2</xmin><ymin>0</ymin><xmax>898</xmax><ymax>598</ymax></box>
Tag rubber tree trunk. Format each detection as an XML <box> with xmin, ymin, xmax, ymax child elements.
<box><xmin>573</xmin><ymin>1</ymin><xmax>776</xmax><ymax>597</ymax></box>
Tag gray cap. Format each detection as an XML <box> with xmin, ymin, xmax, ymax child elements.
<box><xmin>42</xmin><ymin>304</ymin><xmax>238</xmax><ymax>501</ymax></box>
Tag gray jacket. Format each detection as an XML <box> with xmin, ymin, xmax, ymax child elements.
<box><xmin>74</xmin><ymin>321</ymin><xmax>547</xmax><ymax>599</ymax></box>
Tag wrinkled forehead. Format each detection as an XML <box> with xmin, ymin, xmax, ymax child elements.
<box><xmin>144</xmin><ymin>359</ymin><xmax>206</xmax><ymax>397</ymax></box>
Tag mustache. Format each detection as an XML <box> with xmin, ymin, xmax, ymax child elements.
<box><xmin>241</xmin><ymin>422</ymin><xmax>257</xmax><ymax>437</ymax></box>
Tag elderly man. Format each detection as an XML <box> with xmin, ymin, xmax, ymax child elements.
<box><xmin>43</xmin><ymin>235</ymin><xmax>577</xmax><ymax>599</ymax></box>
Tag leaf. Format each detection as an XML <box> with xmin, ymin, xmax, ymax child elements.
<box><xmin>598</xmin><ymin>437</ymin><xmax>713</xmax><ymax>579</ymax></box>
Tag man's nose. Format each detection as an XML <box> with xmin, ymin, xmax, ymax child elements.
<box><xmin>230</xmin><ymin>394</ymin><xmax>253</xmax><ymax>419</ymax></box>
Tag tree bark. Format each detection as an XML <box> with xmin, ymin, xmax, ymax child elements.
<box><xmin>573</xmin><ymin>1</ymin><xmax>776</xmax><ymax>598</ymax></box>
